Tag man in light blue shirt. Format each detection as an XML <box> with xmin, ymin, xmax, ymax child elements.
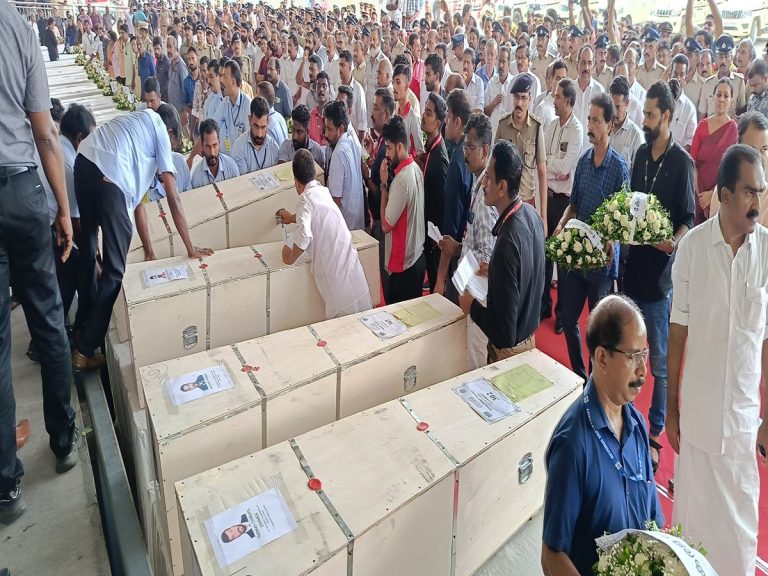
<box><xmin>166</xmin><ymin>37</ymin><xmax>188</xmax><ymax>115</ymax></box>
<box><xmin>204</xmin><ymin>59</ymin><xmax>225</xmax><ymax>120</ymax></box>
<box><xmin>256</xmin><ymin>80</ymin><xmax>288</xmax><ymax>146</ymax></box>
<box><xmin>324</xmin><ymin>100</ymin><xmax>364</xmax><ymax>230</ymax></box>
<box><xmin>232</xmin><ymin>96</ymin><xmax>279</xmax><ymax>175</ymax></box>
<box><xmin>213</xmin><ymin>59</ymin><xmax>251</xmax><ymax>156</ymax></box>
<box><xmin>73</xmin><ymin>106</ymin><xmax>212</xmax><ymax>371</ymax></box>
<box><xmin>190</xmin><ymin>118</ymin><xmax>240</xmax><ymax>188</ymax></box>
<box><xmin>148</xmin><ymin>104</ymin><xmax>191</xmax><ymax>198</ymax></box>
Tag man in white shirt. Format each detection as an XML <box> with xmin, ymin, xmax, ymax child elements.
<box><xmin>484</xmin><ymin>45</ymin><xmax>514</xmax><ymax>140</ymax></box>
<box><xmin>668</xmin><ymin>54</ymin><xmax>697</xmax><ymax>150</ymax></box>
<box><xmin>324</xmin><ymin>100</ymin><xmax>364</xmax><ymax>230</ymax></box>
<box><xmin>212</xmin><ymin>60</ymin><xmax>251</xmax><ymax>157</ymax></box>
<box><xmin>365</xmin><ymin>27</ymin><xmax>388</xmax><ymax>112</ymax></box>
<box><xmin>542</xmin><ymin>78</ymin><xmax>583</xmax><ymax>330</ymax></box>
<box><xmin>574</xmin><ymin>45</ymin><xmax>605</xmax><ymax>148</ymax></box>
<box><xmin>513</xmin><ymin>42</ymin><xmax>541</xmax><ymax>102</ymax></box>
<box><xmin>608</xmin><ymin>76</ymin><xmax>644</xmax><ymax>172</ymax></box>
<box><xmin>393</xmin><ymin>63</ymin><xmax>425</xmax><ymax>157</ymax></box>
<box><xmin>73</xmin><ymin>108</ymin><xmax>212</xmax><ymax>370</ymax></box>
<box><xmin>338</xmin><ymin>49</ymin><xmax>368</xmax><ymax>141</ymax></box>
<box><xmin>281</xmin><ymin>34</ymin><xmax>303</xmax><ymax>101</ymax></box>
<box><xmin>190</xmin><ymin>118</ymin><xmax>240</xmax><ymax>188</ymax></box>
<box><xmin>534</xmin><ymin>59</ymin><xmax>568</xmax><ymax>136</ymax></box>
<box><xmin>615</xmin><ymin>48</ymin><xmax>646</xmax><ymax>127</ymax></box>
<box><xmin>277</xmin><ymin>149</ymin><xmax>372</xmax><ymax>319</ymax></box>
<box><xmin>462</xmin><ymin>48</ymin><xmax>485</xmax><ymax>113</ymax></box>
<box><xmin>232</xmin><ymin>96</ymin><xmax>279</xmax><ymax>176</ymax></box>
<box><xmin>668</xmin><ymin>144</ymin><xmax>768</xmax><ymax>576</ymax></box>
<box><xmin>325</xmin><ymin>35</ymin><xmax>341</xmax><ymax>91</ymax></box>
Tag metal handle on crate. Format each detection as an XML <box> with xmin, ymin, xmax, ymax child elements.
<box><xmin>518</xmin><ymin>452</ymin><xmax>534</xmax><ymax>485</ymax></box>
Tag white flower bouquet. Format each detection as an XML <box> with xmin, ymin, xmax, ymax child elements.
<box><xmin>545</xmin><ymin>219</ymin><xmax>607</xmax><ymax>271</ymax></box>
<box><xmin>595</xmin><ymin>522</ymin><xmax>714</xmax><ymax>576</ymax></box>
<box><xmin>591</xmin><ymin>183</ymin><xmax>673</xmax><ymax>245</ymax></box>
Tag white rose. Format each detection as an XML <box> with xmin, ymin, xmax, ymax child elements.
<box><xmin>561</xmin><ymin>241</ymin><xmax>569</xmax><ymax>250</ymax></box>
<box><xmin>585</xmin><ymin>241</ymin><xmax>593</xmax><ymax>253</ymax></box>
<box><xmin>556</xmin><ymin>249</ymin><xmax>563</xmax><ymax>257</ymax></box>
<box><xmin>622</xmin><ymin>230</ymin><xmax>630</xmax><ymax>242</ymax></box>
<box><xmin>646</xmin><ymin>210</ymin><xmax>657</xmax><ymax>223</ymax></box>
<box><xmin>642</xmin><ymin>231</ymin><xmax>651</xmax><ymax>241</ymax></box>
<box><xmin>652</xmin><ymin>220</ymin><xmax>661</xmax><ymax>233</ymax></box>
<box><xmin>606</xmin><ymin>222</ymin><xmax>614</xmax><ymax>233</ymax></box>
<box><xmin>625</xmin><ymin>197</ymin><xmax>632</xmax><ymax>208</ymax></box>
<box><xmin>609</xmin><ymin>201</ymin><xmax>619</xmax><ymax>212</ymax></box>
<box><xmin>619</xmin><ymin>214</ymin><xmax>630</xmax><ymax>227</ymax></box>
<box><xmin>603</xmin><ymin>214</ymin><xmax>611</xmax><ymax>226</ymax></box>
<box><xmin>579</xmin><ymin>229</ymin><xmax>585</xmax><ymax>237</ymax></box>
<box><xmin>577</xmin><ymin>257</ymin><xmax>583</xmax><ymax>266</ymax></box>
<box><xmin>573</xmin><ymin>241</ymin><xmax>583</xmax><ymax>253</ymax></box>
<box><xmin>661</xmin><ymin>217</ymin><xmax>670</xmax><ymax>228</ymax></box>
<box><xmin>638</xmin><ymin>219</ymin><xmax>647</xmax><ymax>229</ymax></box>
<box><xmin>563</xmin><ymin>230</ymin><xmax>572</xmax><ymax>242</ymax></box>
<box><xmin>613</xmin><ymin>210</ymin><xmax>622</xmax><ymax>221</ymax></box>
<box><xmin>566</xmin><ymin>255</ymin><xmax>572</xmax><ymax>264</ymax></box>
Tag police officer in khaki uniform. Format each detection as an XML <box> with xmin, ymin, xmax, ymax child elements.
<box><xmin>194</xmin><ymin>23</ymin><xmax>219</xmax><ymax>62</ymax></box>
<box><xmin>593</xmin><ymin>34</ymin><xmax>613</xmax><ymax>91</ymax></box>
<box><xmin>232</xmin><ymin>31</ymin><xmax>254</xmax><ymax>86</ymax></box>
<box><xmin>565</xmin><ymin>26</ymin><xmax>583</xmax><ymax>80</ymax></box>
<box><xmin>531</xmin><ymin>26</ymin><xmax>554</xmax><ymax>92</ymax></box>
<box><xmin>494</xmin><ymin>73</ymin><xmax>548</xmax><ymax>231</ymax></box>
<box><xmin>635</xmin><ymin>28</ymin><xmax>667</xmax><ymax>90</ymax></box>
<box><xmin>448</xmin><ymin>33</ymin><xmax>464</xmax><ymax>74</ymax></box>
<box><xmin>699</xmin><ymin>35</ymin><xmax>748</xmax><ymax>118</ymax></box>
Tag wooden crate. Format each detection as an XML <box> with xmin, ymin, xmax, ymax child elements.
<box><xmin>126</xmin><ymin>162</ymin><xmax>323</xmax><ymax>264</ymax></box>
<box><xmin>115</xmin><ymin>232</ymin><xmax>379</xmax><ymax>408</ymax></box>
<box><xmin>176</xmin><ymin>349</ymin><xmax>581</xmax><ymax>576</ymax></box>
<box><xmin>141</xmin><ymin>294</ymin><xmax>468</xmax><ymax>575</ymax></box>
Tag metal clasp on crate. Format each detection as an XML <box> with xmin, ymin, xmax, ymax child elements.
<box><xmin>182</xmin><ymin>326</ymin><xmax>198</xmax><ymax>349</ymax></box>
<box><xmin>518</xmin><ymin>452</ymin><xmax>534</xmax><ymax>485</ymax></box>
<box><xmin>403</xmin><ymin>365</ymin><xmax>417</xmax><ymax>391</ymax></box>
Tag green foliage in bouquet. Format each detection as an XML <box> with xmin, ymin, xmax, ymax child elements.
<box><xmin>591</xmin><ymin>183</ymin><xmax>673</xmax><ymax>245</ymax></box>
<box><xmin>545</xmin><ymin>221</ymin><xmax>607</xmax><ymax>271</ymax></box>
<box><xmin>112</xmin><ymin>90</ymin><xmax>136</xmax><ymax>112</ymax></box>
<box><xmin>74</xmin><ymin>53</ymin><xmax>87</xmax><ymax>66</ymax></box>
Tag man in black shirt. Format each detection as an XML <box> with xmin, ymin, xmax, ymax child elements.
<box><xmin>459</xmin><ymin>140</ymin><xmax>546</xmax><ymax>362</ymax></box>
<box><xmin>420</xmin><ymin>92</ymin><xmax>449</xmax><ymax>292</ymax></box>
<box><xmin>623</xmin><ymin>81</ymin><xmax>695</xmax><ymax>472</ymax></box>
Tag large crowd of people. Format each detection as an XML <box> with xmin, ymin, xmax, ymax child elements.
<box><xmin>3</xmin><ymin>0</ymin><xmax>768</xmax><ymax>574</ymax></box>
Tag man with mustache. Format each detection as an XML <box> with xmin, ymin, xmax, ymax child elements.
<box><xmin>668</xmin><ymin>144</ymin><xmax>768</xmax><ymax>576</ymax></box>
<box><xmin>573</xmin><ymin>45</ymin><xmax>605</xmax><ymax>149</ymax></box>
<box><xmin>495</xmin><ymin>73</ymin><xmax>547</xmax><ymax>228</ymax></box>
<box><xmin>635</xmin><ymin>28</ymin><xmax>667</xmax><ymax>91</ymax></box>
<box><xmin>668</xmin><ymin>55</ymin><xmax>698</xmax><ymax>151</ymax></box>
<box><xmin>746</xmin><ymin>58</ymin><xmax>768</xmax><ymax>117</ymax></box>
<box><xmin>622</xmin><ymin>81</ymin><xmax>695</xmax><ymax>475</ymax></box>
<box><xmin>681</xmin><ymin>38</ymin><xmax>708</xmax><ymax>120</ymax></box>
<box><xmin>484</xmin><ymin>45</ymin><xmax>513</xmax><ymax>140</ymax></box>
<box><xmin>542</xmin><ymin>294</ymin><xmax>662</xmax><ymax>576</ymax></box>
<box><xmin>531</xmin><ymin>26</ymin><xmax>554</xmax><ymax>93</ymax></box>
<box><xmin>233</xmin><ymin>95</ymin><xmax>279</xmax><ymax>175</ymax></box>
<box><xmin>592</xmin><ymin>35</ymin><xmax>613</xmax><ymax>92</ymax></box>
<box><xmin>277</xmin><ymin>104</ymin><xmax>326</xmax><ymax>166</ymax></box>
<box><xmin>699</xmin><ymin>35</ymin><xmax>747</xmax><ymax>119</ymax></box>
<box><xmin>462</xmin><ymin>47</ymin><xmax>485</xmax><ymax>114</ymax></box>
<box><xmin>419</xmin><ymin>53</ymin><xmax>443</xmax><ymax>113</ymax></box>
<box><xmin>190</xmin><ymin>119</ymin><xmax>240</xmax><ymax>189</ymax></box>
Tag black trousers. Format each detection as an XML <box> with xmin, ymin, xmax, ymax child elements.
<box><xmin>74</xmin><ymin>155</ymin><xmax>133</xmax><ymax>357</ymax></box>
<box><xmin>387</xmin><ymin>252</ymin><xmax>426</xmax><ymax>304</ymax></box>
<box><xmin>0</xmin><ymin>170</ymin><xmax>75</xmax><ymax>494</ymax></box>
<box><xmin>371</xmin><ymin>220</ymin><xmax>390</xmax><ymax>302</ymax></box>
<box><xmin>424</xmin><ymin>242</ymin><xmax>440</xmax><ymax>294</ymax></box>
<box><xmin>541</xmin><ymin>191</ymin><xmax>570</xmax><ymax>324</ymax></box>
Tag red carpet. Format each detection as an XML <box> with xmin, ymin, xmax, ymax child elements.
<box><xmin>535</xmin><ymin>288</ymin><xmax>768</xmax><ymax>567</ymax></box>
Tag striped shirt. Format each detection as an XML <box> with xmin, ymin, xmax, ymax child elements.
<box><xmin>460</xmin><ymin>172</ymin><xmax>498</xmax><ymax>264</ymax></box>
<box><xmin>384</xmin><ymin>156</ymin><xmax>424</xmax><ymax>272</ymax></box>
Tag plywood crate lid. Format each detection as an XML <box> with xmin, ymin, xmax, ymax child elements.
<box><xmin>122</xmin><ymin>246</ymin><xmax>267</xmax><ymax>307</ymax></box>
<box><xmin>401</xmin><ymin>349</ymin><xmax>583</xmax><ymax>464</ymax></box>
<box><xmin>176</xmin><ymin>441</ymin><xmax>349</xmax><ymax>576</ymax></box>
<box><xmin>141</xmin><ymin>346</ymin><xmax>263</xmax><ymax>443</ymax></box>
<box><xmin>312</xmin><ymin>293</ymin><xmax>464</xmax><ymax>365</ymax></box>
<box><xmin>162</xmin><ymin>185</ymin><xmax>227</xmax><ymax>236</ymax></box>
<box><xmin>128</xmin><ymin>200</ymin><xmax>175</xmax><ymax>254</ymax></box>
<box><xmin>142</xmin><ymin>326</ymin><xmax>337</xmax><ymax>442</ymax></box>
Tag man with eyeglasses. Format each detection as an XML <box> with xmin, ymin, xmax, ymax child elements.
<box><xmin>668</xmin><ymin>144</ymin><xmax>768</xmax><ymax>576</ymax></box>
<box><xmin>542</xmin><ymin>294</ymin><xmax>663</xmax><ymax>576</ymax></box>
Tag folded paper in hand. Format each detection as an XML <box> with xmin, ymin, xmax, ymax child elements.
<box><xmin>452</xmin><ymin>251</ymin><xmax>488</xmax><ymax>301</ymax></box>
<box><xmin>427</xmin><ymin>221</ymin><xmax>442</xmax><ymax>244</ymax></box>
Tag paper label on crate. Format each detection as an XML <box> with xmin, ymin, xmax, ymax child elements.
<box><xmin>453</xmin><ymin>378</ymin><xmax>520</xmax><ymax>424</ymax></box>
<box><xmin>359</xmin><ymin>311</ymin><xmax>407</xmax><ymax>339</ymax></box>
<box><xmin>250</xmin><ymin>171</ymin><xmax>281</xmax><ymax>192</ymax></box>
<box><xmin>142</xmin><ymin>264</ymin><xmax>190</xmax><ymax>288</ymax></box>
<box><xmin>273</xmin><ymin>162</ymin><xmax>294</xmax><ymax>182</ymax></box>
<box><xmin>393</xmin><ymin>301</ymin><xmax>441</xmax><ymax>327</ymax></box>
<box><xmin>166</xmin><ymin>365</ymin><xmax>234</xmax><ymax>406</ymax></box>
<box><xmin>204</xmin><ymin>488</ymin><xmax>297</xmax><ymax>568</ymax></box>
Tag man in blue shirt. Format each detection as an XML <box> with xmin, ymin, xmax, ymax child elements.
<box><xmin>542</xmin><ymin>294</ymin><xmax>663</xmax><ymax>576</ymax></box>
<box><xmin>435</xmin><ymin>88</ymin><xmax>473</xmax><ymax>299</ymax></box>
<box><xmin>182</xmin><ymin>47</ymin><xmax>199</xmax><ymax>137</ymax></box>
<box><xmin>555</xmin><ymin>93</ymin><xmax>629</xmax><ymax>382</ymax></box>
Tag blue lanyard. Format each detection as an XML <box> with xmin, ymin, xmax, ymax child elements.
<box><xmin>227</xmin><ymin>92</ymin><xmax>243</xmax><ymax>133</ymax></box>
<box><xmin>250</xmin><ymin>142</ymin><xmax>266</xmax><ymax>170</ymax></box>
<box><xmin>583</xmin><ymin>391</ymin><xmax>646</xmax><ymax>482</ymax></box>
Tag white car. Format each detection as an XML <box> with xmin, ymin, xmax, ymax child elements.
<box><xmin>719</xmin><ymin>0</ymin><xmax>768</xmax><ymax>40</ymax></box>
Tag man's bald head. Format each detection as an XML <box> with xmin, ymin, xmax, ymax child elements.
<box><xmin>444</xmin><ymin>72</ymin><xmax>466</xmax><ymax>93</ymax></box>
<box><xmin>586</xmin><ymin>295</ymin><xmax>646</xmax><ymax>360</ymax></box>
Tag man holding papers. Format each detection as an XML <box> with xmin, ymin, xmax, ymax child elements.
<box><xmin>459</xmin><ymin>140</ymin><xmax>545</xmax><ymax>362</ymax></box>
<box><xmin>277</xmin><ymin>149</ymin><xmax>372</xmax><ymax>319</ymax></box>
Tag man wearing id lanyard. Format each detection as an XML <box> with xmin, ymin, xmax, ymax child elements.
<box><xmin>541</xmin><ymin>295</ymin><xmax>663</xmax><ymax>576</ymax></box>
<box><xmin>458</xmin><ymin>141</ymin><xmax>545</xmax><ymax>363</ymax></box>
<box><xmin>213</xmin><ymin>60</ymin><xmax>251</xmax><ymax>157</ymax></box>
<box><xmin>668</xmin><ymin>145</ymin><xmax>768</xmax><ymax>576</ymax></box>
<box><xmin>232</xmin><ymin>95</ymin><xmax>279</xmax><ymax>175</ymax></box>
<box><xmin>190</xmin><ymin>119</ymin><xmax>240</xmax><ymax>189</ymax></box>
<box><xmin>623</xmin><ymin>81</ymin><xmax>695</xmax><ymax>475</ymax></box>
<box><xmin>555</xmin><ymin>93</ymin><xmax>629</xmax><ymax>382</ymax></box>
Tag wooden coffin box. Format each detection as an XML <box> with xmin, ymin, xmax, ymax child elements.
<box><xmin>141</xmin><ymin>294</ymin><xmax>468</xmax><ymax>575</ymax></box>
<box><xmin>114</xmin><ymin>231</ymin><xmax>379</xmax><ymax>408</ymax></box>
<box><xmin>176</xmin><ymin>349</ymin><xmax>580</xmax><ymax>576</ymax></box>
<box><xmin>125</xmin><ymin>162</ymin><xmax>323</xmax><ymax>264</ymax></box>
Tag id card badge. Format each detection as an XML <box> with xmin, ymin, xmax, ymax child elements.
<box><xmin>224</xmin><ymin>136</ymin><xmax>231</xmax><ymax>153</ymax></box>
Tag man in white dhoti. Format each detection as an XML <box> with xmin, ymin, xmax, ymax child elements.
<box><xmin>667</xmin><ymin>144</ymin><xmax>768</xmax><ymax>576</ymax></box>
<box><xmin>277</xmin><ymin>149</ymin><xmax>372</xmax><ymax>320</ymax></box>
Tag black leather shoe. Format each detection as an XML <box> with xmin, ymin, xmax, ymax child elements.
<box><xmin>0</xmin><ymin>486</ymin><xmax>27</xmax><ymax>525</ymax></box>
<box><xmin>55</xmin><ymin>427</ymin><xmax>82</xmax><ymax>474</ymax></box>
<box><xmin>1</xmin><ymin>566</ymin><xmax>11</xmax><ymax>576</ymax></box>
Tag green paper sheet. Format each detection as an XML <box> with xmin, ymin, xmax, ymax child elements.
<box><xmin>490</xmin><ymin>364</ymin><xmax>554</xmax><ymax>403</ymax></box>
<box><xmin>273</xmin><ymin>163</ymin><xmax>294</xmax><ymax>182</ymax></box>
<box><xmin>392</xmin><ymin>301</ymin><xmax>441</xmax><ymax>327</ymax></box>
